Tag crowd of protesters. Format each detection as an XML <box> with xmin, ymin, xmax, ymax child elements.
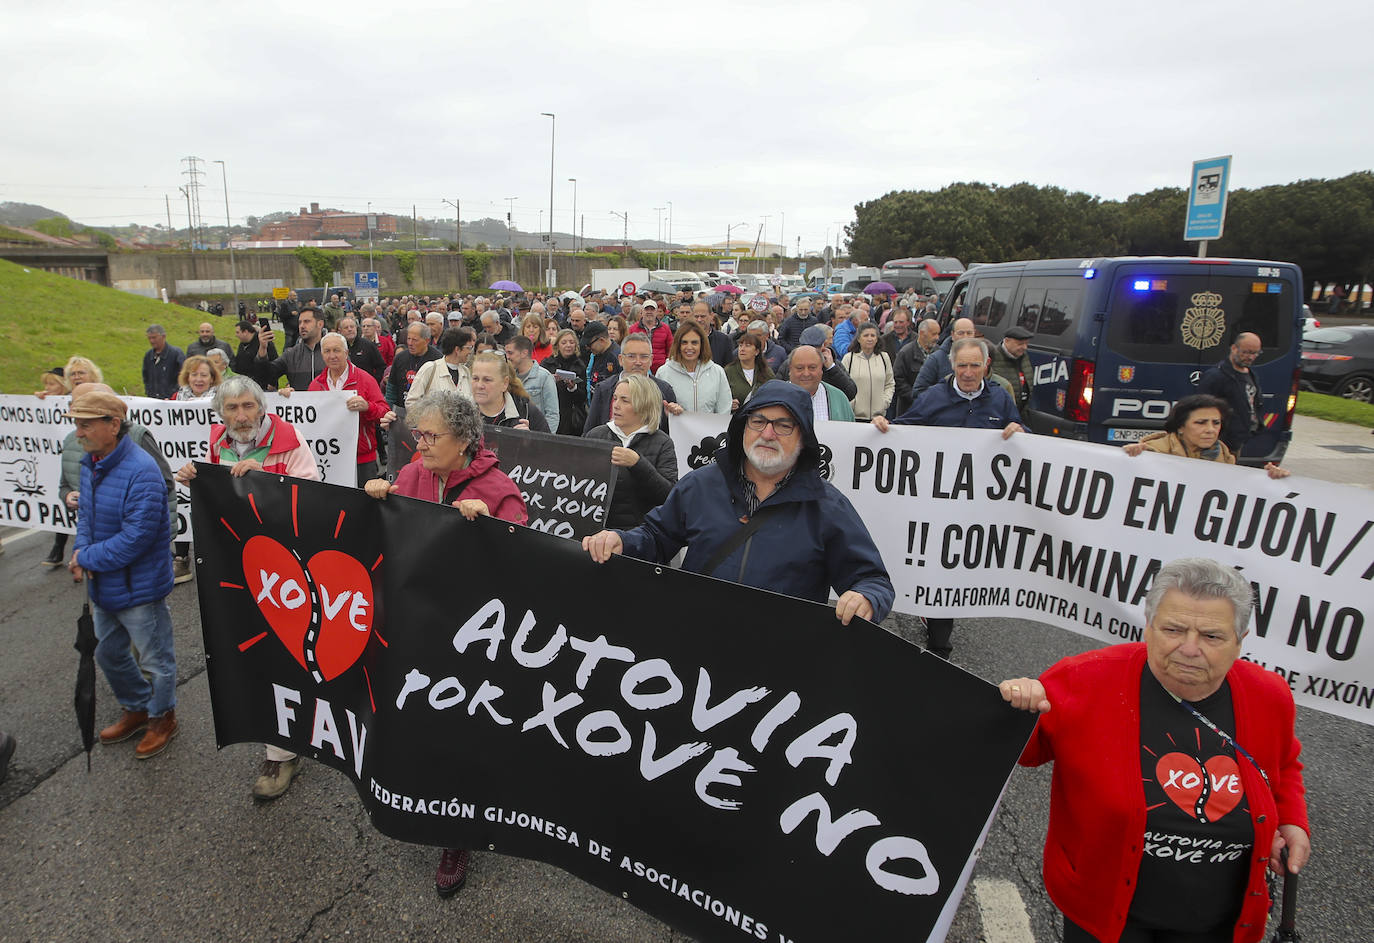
<box><xmin>11</xmin><ymin>276</ymin><xmax>1309</xmax><ymax>940</ymax></box>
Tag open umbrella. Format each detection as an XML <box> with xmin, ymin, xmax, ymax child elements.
<box><xmin>489</xmin><ymin>280</ymin><xmax>522</xmax><ymax>292</ymax></box>
<box><xmin>639</xmin><ymin>279</ymin><xmax>677</xmax><ymax>294</ymax></box>
<box><xmin>73</xmin><ymin>602</ymin><xmax>97</xmax><ymax>771</ymax></box>
<box><xmin>560</xmin><ymin>290</ymin><xmax>582</xmax><ymax>301</ymax></box>
<box><xmin>716</xmin><ymin>283</ymin><xmax>744</xmax><ymax>295</ymax></box>
<box><xmin>862</xmin><ymin>281</ymin><xmax>897</xmax><ymax>295</ymax></box>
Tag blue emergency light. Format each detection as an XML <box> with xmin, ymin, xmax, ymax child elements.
<box><xmin>1133</xmin><ymin>279</ymin><xmax>1150</xmax><ymax>291</ymax></box>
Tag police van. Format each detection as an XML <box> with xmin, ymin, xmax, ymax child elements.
<box><xmin>936</xmin><ymin>257</ymin><xmax>1303</xmax><ymax>465</ymax></box>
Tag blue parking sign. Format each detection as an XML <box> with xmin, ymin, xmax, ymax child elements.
<box><xmin>354</xmin><ymin>271</ymin><xmax>379</xmax><ymax>296</ymax></box>
<box><xmin>1184</xmin><ymin>156</ymin><xmax>1232</xmax><ymax>241</ymax></box>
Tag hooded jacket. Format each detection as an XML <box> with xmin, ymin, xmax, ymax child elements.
<box><xmin>617</xmin><ymin>380</ymin><xmax>894</xmax><ymax>621</ymax></box>
<box><xmin>76</xmin><ymin>432</ymin><xmax>174</xmax><ymax>611</ymax></box>
<box><xmin>391</xmin><ymin>447</ymin><xmax>527</xmax><ymax>524</ymax></box>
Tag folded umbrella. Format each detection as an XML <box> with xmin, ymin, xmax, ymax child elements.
<box><xmin>1269</xmin><ymin>847</ymin><xmax>1302</xmax><ymax>942</ymax></box>
<box><xmin>73</xmin><ymin>602</ymin><xmax>97</xmax><ymax>772</ymax></box>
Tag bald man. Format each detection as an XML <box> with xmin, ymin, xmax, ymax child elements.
<box><xmin>1196</xmin><ymin>332</ymin><xmax>1265</xmax><ymax>455</ymax></box>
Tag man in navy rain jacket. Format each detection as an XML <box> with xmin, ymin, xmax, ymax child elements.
<box><xmin>582</xmin><ymin>379</ymin><xmax>894</xmax><ymax>625</ymax></box>
<box><xmin>872</xmin><ymin>337</ymin><xmax>1023</xmax><ymax>657</ymax></box>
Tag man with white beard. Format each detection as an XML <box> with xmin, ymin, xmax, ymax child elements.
<box><xmin>174</xmin><ymin>374</ymin><xmax>318</xmax><ymax>799</ymax></box>
<box><xmin>582</xmin><ymin>380</ymin><xmax>893</xmax><ymax>626</ymax></box>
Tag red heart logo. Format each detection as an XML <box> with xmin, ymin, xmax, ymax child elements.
<box><xmin>1156</xmin><ymin>752</ymin><xmax>1243</xmax><ymax>822</ymax></box>
<box><xmin>303</xmin><ymin>549</ymin><xmax>374</xmax><ymax>682</ymax></box>
<box><xmin>243</xmin><ymin>535</ymin><xmax>313</xmax><ymax>673</ymax></box>
<box><xmin>241</xmin><ymin>537</ymin><xmax>374</xmax><ymax>683</ymax></box>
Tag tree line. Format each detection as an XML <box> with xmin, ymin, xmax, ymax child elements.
<box><xmin>846</xmin><ymin>172</ymin><xmax>1374</xmax><ymax>292</ymax></box>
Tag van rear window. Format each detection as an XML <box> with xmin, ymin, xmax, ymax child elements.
<box><xmin>1105</xmin><ymin>275</ymin><xmax>1293</xmax><ymax>364</ymax></box>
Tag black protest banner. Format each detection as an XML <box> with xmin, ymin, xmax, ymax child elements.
<box><xmin>192</xmin><ymin>464</ymin><xmax>1036</xmax><ymax>942</ymax></box>
<box><xmin>482</xmin><ymin>425</ymin><xmax>616</xmax><ymax>540</ymax></box>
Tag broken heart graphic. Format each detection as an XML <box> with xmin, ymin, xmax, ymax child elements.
<box><xmin>243</xmin><ymin>535</ymin><xmax>374</xmax><ymax>683</ymax></box>
<box><xmin>1156</xmin><ymin>752</ymin><xmax>1244</xmax><ymax>822</ymax></box>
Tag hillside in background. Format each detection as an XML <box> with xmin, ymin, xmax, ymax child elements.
<box><xmin>0</xmin><ymin>259</ymin><xmax>212</xmax><ymax>395</ymax></box>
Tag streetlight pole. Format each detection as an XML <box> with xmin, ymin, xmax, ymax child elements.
<box><xmin>567</xmin><ymin>178</ymin><xmax>577</xmax><ymax>253</ymax></box>
<box><xmin>653</xmin><ymin>207</ymin><xmax>665</xmax><ymax>269</ymax></box>
<box><xmin>442</xmin><ymin>197</ymin><xmax>460</xmax><ymax>251</ymax></box>
<box><xmin>504</xmin><ymin>197</ymin><xmax>518</xmax><ymax>282</ymax></box>
<box><xmin>541</xmin><ymin>112</ymin><xmax>555</xmax><ymax>290</ymax></box>
<box><xmin>367</xmin><ymin>201</ymin><xmax>374</xmax><ymax>272</ymax></box>
<box><xmin>666</xmin><ymin>200</ymin><xmax>673</xmax><ymax>268</ymax></box>
<box><xmin>212</xmin><ymin>159</ymin><xmax>238</xmax><ymax>317</ymax></box>
<box><xmin>610</xmin><ymin>211</ymin><xmax>628</xmax><ymax>258</ymax></box>
<box><xmin>726</xmin><ymin>221</ymin><xmax>747</xmax><ymax>256</ymax></box>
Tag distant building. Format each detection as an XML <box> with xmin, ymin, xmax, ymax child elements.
<box><xmin>258</xmin><ymin>202</ymin><xmax>399</xmax><ymax>241</ymax></box>
<box><xmin>231</xmin><ymin>239</ymin><xmax>354</xmax><ymax>250</ymax></box>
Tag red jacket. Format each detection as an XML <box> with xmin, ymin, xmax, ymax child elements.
<box><xmin>391</xmin><ymin>447</ymin><xmax>527</xmax><ymax>525</ymax></box>
<box><xmin>1020</xmin><ymin>643</ymin><xmax>1308</xmax><ymax>943</ymax></box>
<box><xmin>378</xmin><ymin>333</ymin><xmax>396</xmax><ymax>366</ymax></box>
<box><xmin>309</xmin><ymin>364</ymin><xmax>390</xmax><ymax>464</ymax></box>
<box><xmin>629</xmin><ymin>320</ymin><xmax>674</xmax><ymax>373</ymax></box>
<box><xmin>208</xmin><ymin>413</ymin><xmax>315</xmax><ymax>477</ymax></box>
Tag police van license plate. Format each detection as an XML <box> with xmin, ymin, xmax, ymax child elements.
<box><xmin>1107</xmin><ymin>428</ymin><xmax>1148</xmax><ymax>442</ymax></box>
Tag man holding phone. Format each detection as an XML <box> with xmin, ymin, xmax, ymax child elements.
<box><xmin>232</xmin><ymin>319</ymin><xmax>279</xmax><ymax>390</ymax></box>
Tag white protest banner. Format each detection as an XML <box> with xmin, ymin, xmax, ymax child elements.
<box><xmin>671</xmin><ymin>412</ymin><xmax>1374</xmax><ymax>725</ymax></box>
<box><xmin>0</xmin><ymin>392</ymin><xmax>357</xmax><ymax>539</ymax></box>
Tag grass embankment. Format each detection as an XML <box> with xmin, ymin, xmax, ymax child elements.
<box><xmin>0</xmin><ymin>258</ymin><xmax>211</xmax><ymax>395</ymax></box>
<box><xmin>1295</xmin><ymin>391</ymin><xmax>1374</xmax><ymax>429</ymax></box>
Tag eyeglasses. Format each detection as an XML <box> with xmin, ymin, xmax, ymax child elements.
<box><xmin>412</xmin><ymin>429</ymin><xmax>455</xmax><ymax>446</ymax></box>
<box><xmin>745</xmin><ymin>414</ymin><xmax>798</xmax><ymax>437</ymax></box>
<box><xmin>621</xmin><ymin>353</ymin><xmax>651</xmax><ymax>362</ymax></box>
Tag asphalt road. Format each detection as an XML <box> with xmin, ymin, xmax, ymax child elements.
<box><xmin>1</xmin><ymin>422</ymin><xmax>1370</xmax><ymax>943</ymax></box>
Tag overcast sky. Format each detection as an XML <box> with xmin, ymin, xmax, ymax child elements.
<box><xmin>3</xmin><ymin>0</ymin><xmax>1369</xmax><ymax>254</ymax></box>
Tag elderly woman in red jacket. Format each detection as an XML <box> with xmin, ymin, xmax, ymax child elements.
<box><xmin>1000</xmin><ymin>557</ymin><xmax>1309</xmax><ymax>943</ymax></box>
<box><xmin>363</xmin><ymin>388</ymin><xmax>526</xmax><ymax>896</ymax></box>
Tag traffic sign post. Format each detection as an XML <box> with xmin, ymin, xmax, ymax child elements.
<box><xmin>354</xmin><ymin>271</ymin><xmax>379</xmax><ymax>300</ymax></box>
<box><xmin>1184</xmin><ymin>155</ymin><xmax>1232</xmax><ymax>256</ymax></box>
<box><xmin>621</xmin><ymin>281</ymin><xmax>637</xmax><ymax>296</ymax></box>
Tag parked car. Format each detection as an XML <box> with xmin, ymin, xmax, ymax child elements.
<box><xmin>1300</xmin><ymin>325</ymin><xmax>1374</xmax><ymax>402</ymax></box>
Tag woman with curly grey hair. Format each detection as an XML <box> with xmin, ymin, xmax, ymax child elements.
<box><xmin>363</xmin><ymin>388</ymin><xmax>527</xmax><ymax>897</ymax></box>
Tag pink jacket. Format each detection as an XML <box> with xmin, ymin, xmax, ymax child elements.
<box><xmin>391</xmin><ymin>448</ymin><xmax>527</xmax><ymax>525</ymax></box>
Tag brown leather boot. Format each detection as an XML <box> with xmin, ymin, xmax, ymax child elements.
<box><xmin>99</xmin><ymin>709</ymin><xmax>148</xmax><ymax>744</ymax></box>
<box><xmin>135</xmin><ymin>710</ymin><xmax>178</xmax><ymax>760</ymax></box>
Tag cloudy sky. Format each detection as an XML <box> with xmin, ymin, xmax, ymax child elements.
<box><xmin>4</xmin><ymin>0</ymin><xmax>1369</xmax><ymax>253</ymax></box>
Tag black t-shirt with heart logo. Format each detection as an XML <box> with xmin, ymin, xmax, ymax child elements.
<box><xmin>1130</xmin><ymin>667</ymin><xmax>1254</xmax><ymax>932</ymax></box>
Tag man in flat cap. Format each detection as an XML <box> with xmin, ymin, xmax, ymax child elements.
<box><xmin>67</xmin><ymin>392</ymin><xmax>179</xmax><ymax>760</ymax></box>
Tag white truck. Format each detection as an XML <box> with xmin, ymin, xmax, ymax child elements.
<box><xmin>590</xmin><ymin>268</ymin><xmax>651</xmax><ymax>296</ymax></box>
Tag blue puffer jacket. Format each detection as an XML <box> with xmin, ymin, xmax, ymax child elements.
<box><xmin>77</xmin><ymin>432</ymin><xmax>174</xmax><ymax>610</ymax></box>
<box><xmin>893</xmin><ymin>375</ymin><xmax>1020</xmax><ymax>430</ymax></box>
<box><xmin>617</xmin><ymin>380</ymin><xmax>894</xmax><ymax>621</ymax></box>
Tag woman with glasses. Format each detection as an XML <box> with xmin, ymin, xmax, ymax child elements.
<box><xmin>583</xmin><ymin>374</ymin><xmax>678</xmax><ymax>528</ymax></box>
<box><xmin>470</xmin><ymin>351</ymin><xmax>550</xmax><ymax>432</ymax></box>
<box><xmin>540</xmin><ymin>328</ymin><xmax>588</xmax><ymax>435</ymax></box>
<box><xmin>363</xmin><ymin>389</ymin><xmax>526</xmax><ymax>899</ymax></box>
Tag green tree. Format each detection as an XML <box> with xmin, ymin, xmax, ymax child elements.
<box><xmin>31</xmin><ymin>216</ymin><xmax>75</xmax><ymax>239</ymax></box>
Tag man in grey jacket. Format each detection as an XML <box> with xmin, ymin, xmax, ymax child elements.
<box><xmin>504</xmin><ymin>335</ymin><xmax>560</xmax><ymax>432</ymax></box>
<box><xmin>256</xmin><ymin>308</ymin><xmax>326</xmax><ymax>390</ymax></box>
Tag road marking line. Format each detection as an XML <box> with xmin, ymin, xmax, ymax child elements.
<box><xmin>0</xmin><ymin>529</ymin><xmax>46</xmax><ymax>548</ymax></box>
<box><xmin>974</xmin><ymin>877</ymin><xmax>1036</xmax><ymax>943</ymax></box>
